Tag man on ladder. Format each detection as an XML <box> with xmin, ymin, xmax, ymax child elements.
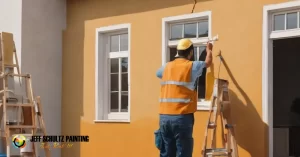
<box><xmin>155</xmin><ymin>39</ymin><xmax>213</xmax><ymax>157</ymax></box>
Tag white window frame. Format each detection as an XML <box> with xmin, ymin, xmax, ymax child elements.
<box><xmin>263</xmin><ymin>1</ymin><xmax>300</xmax><ymax>157</ymax></box>
<box><xmin>94</xmin><ymin>23</ymin><xmax>131</xmax><ymax>123</ymax></box>
<box><xmin>162</xmin><ymin>11</ymin><xmax>212</xmax><ymax>111</ymax></box>
<box><xmin>271</xmin><ymin>9</ymin><xmax>300</xmax><ymax>39</ymax></box>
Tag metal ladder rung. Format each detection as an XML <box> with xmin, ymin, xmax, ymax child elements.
<box><xmin>209</xmin><ymin>106</ymin><xmax>217</xmax><ymax>111</ymax></box>
<box><xmin>205</xmin><ymin>148</ymin><xmax>230</xmax><ymax>156</ymax></box>
<box><xmin>221</xmin><ymin>101</ymin><xmax>230</xmax><ymax>105</ymax></box>
<box><xmin>2</xmin><ymin>103</ymin><xmax>33</xmax><ymax>107</ymax></box>
<box><xmin>225</xmin><ymin>124</ymin><xmax>235</xmax><ymax>129</ymax></box>
<box><xmin>7</xmin><ymin>125</ymin><xmax>36</xmax><ymax>129</ymax></box>
<box><xmin>208</xmin><ymin>122</ymin><xmax>217</xmax><ymax>129</ymax></box>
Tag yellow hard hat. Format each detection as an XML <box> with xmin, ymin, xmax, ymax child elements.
<box><xmin>177</xmin><ymin>39</ymin><xmax>193</xmax><ymax>50</ymax></box>
<box><xmin>175</xmin><ymin>39</ymin><xmax>193</xmax><ymax>57</ymax></box>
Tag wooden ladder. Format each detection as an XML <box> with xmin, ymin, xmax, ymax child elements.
<box><xmin>0</xmin><ymin>32</ymin><xmax>51</xmax><ymax>157</ymax></box>
<box><xmin>201</xmin><ymin>79</ymin><xmax>238</xmax><ymax>157</ymax></box>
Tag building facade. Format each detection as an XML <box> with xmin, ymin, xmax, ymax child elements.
<box><xmin>2</xmin><ymin>0</ymin><xmax>300</xmax><ymax>156</ymax></box>
<box><xmin>62</xmin><ymin>0</ymin><xmax>300</xmax><ymax>156</ymax></box>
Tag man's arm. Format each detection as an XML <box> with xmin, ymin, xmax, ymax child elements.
<box><xmin>205</xmin><ymin>42</ymin><xmax>213</xmax><ymax>68</ymax></box>
<box><xmin>156</xmin><ymin>64</ymin><xmax>166</xmax><ymax>79</ymax></box>
<box><xmin>193</xmin><ymin>42</ymin><xmax>213</xmax><ymax>78</ymax></box>
<box><xmin>193</xmin><ymin>61</ymin><xmax>206</xmax><ymax>78</ymax></box>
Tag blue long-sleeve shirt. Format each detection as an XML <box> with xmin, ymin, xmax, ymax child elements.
<box><xmin>156</xmin><ymin>61</ymin><xmax>206</xmax><ymax>90</ymax></box>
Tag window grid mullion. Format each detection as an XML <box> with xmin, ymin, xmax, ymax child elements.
<box><xmin>196</xmin><ymin>22</ymin><xmax>199</xmax><ymax>39</ymax></box>
<box><xmin>182</xmin><ymin>24</ymin><xmax>184</xmax><ymax>38</ymax></box>
<box><xmin>169</xmin><ymin>25</ymin><xmax>172</xmax><ymax>40</ymax></box>
<box><xmin>195</xmin><ymin>47</ymin><xmax>198</xmax><ymax>61</ymax></box>
<box><xmin>119</xmin><ymin>35</ymin><xmax>121</xmax><ymax>52</ymax></box>
<box><xmin>196</xmin><ymin>47</ymin><xmax>200</xmax><ymax>97</ymax></box>
<box><xmin>297</xmin><ymin>12</ymin><xmax>300</xmax><ymax>28</ymax></box>
<box><xmin>285</xmin><ymin>13</ymin><xmax>287</xmax><ymax>30</ymax></box>
<box><xmin>108</xmin><ymin>58</ymin><xmax>112</xmax><ymax>113</ymax></box>
<box><xmin>118</xmin><ymin>58</ymin><xmax>122</xmax><ymax>112</ymax></box>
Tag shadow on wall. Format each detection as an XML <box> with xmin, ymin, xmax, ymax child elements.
<box><xmin>219</xmin><ymin>54</ymin><xmax>267</xmax><ymax>157</ymax></box>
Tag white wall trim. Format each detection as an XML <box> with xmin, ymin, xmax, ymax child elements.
<box><xmin>94</xmin><ymin>119</ymin><xmax>130</xmax><ymax>123</ymax></box>
<box><xmin>95</xmin><ymin>23</ymin><xmax>131</xmax><ymax>123</ymax></box>
<box><xmin>263</xmin><ymin>1</ymin><xmax>300</xmax><ymax>157</ymax></box>
<box><xmin>162</xmin><ymin>11</ymin><xmax>212</xmax><ymax>111</ymax></box>
<box><xmin>270</xmin><ymin>28</ymin><xmax>300</xmax><ymax>39</ymax></box>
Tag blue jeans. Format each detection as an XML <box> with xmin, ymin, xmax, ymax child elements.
<box><xmin>159</xmin><ymin>114</ymin><xmax>194</xmax><ymax>157</ymax></box>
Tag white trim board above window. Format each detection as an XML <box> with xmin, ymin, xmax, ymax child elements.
<box><xmin>162</xmin><ymin>11</ymin><xmax>212</xmax><ymax>111</ymax></box>
<box><xmin>95</xmin><ymin>23</ymin><xmax>131</xmax><ymax>123</ymax></box>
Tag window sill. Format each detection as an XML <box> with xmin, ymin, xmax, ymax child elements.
<box><xmin>94</xmin><ymin>119</ymin><xmax>130</xmax><ymax>123</ymax></box>
<box><xmin>94</xmin><ymin>112</ymin><xmax>130</xmax><ymax>123</ymax></box>
<box><xmin>197</xmin><ymin>101</ymin><xmax>211</xmax><ymax>111</ymax></box>
<box><xmin>108</xmin><ymin>112</ymin><xmax>129</xmax><ymax>119</ymax></box>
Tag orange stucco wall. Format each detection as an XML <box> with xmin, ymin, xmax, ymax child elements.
<box><xmin>62</xmin><ymin>0</ymin><xmax>288</xmax><ymax>156</ymax></box>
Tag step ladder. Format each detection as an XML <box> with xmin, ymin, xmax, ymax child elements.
<box><xmin>0</xmin><ymin>32</ymin><xmax>51</xmax><ymax>157</ymax></box>
<box><xmin>201</xmin><ymin>78</ymin><xmax>238</xmax><ymax>157</ymax></box>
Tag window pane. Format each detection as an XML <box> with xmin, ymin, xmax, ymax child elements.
<box><xmin>121</xmin><ymin>73</ymin><xmax>128</xmax><ymax>91</ymax></box>
<box><xmin>198</xmin><ymin>21</ymin><xmax>209</xmax><ymax>37</ymax></box>
<box><xmin>169</xmin><ymin>48</ymin><xmax>177</xmax><ymax>61</ymax></box>
<box><xmin>184</xmin><ymin>23</ymin><xmax>197</xmax><ymax>38</ymax></box>
<box><xmin>199</xmin><ymin>47</ymin><xmax>206</xmax><ymax>61</ymax></box>
<box><xmin>120</xmin><ymin>34</ymin><xmax>128</xmax><ymax>51</ymax></box>
<box><xmin>197</xmin><ymin>70</ymin><xmax>206</xmax><ymax>99</ymax></box>
<box><xmin>110</xmin><ymin>92</ymin><xmax>119</xmax><ymax>112</ymax></box>
<box><xmin>110</xmin><ymin>58</ymin><xmax>119</xmax><ymax>73</ymax></box>
<box><xmin>121</xmin><ymin>58</ymin><xmax>128</xmax><ymax>72</ymax></box>
<box><xmin>171</xmin><ymin>24</ymin><xmax>183</xmax><ymax>40</ymax></box>
<box><xmin>110</xmin><ymin>74</ymin><xmax>119</xmax><ymax>91</ymax></box>
<box><xmin>274</xmin><ymin>14</ymin><xmax>285</xmax><ymax>31</ymax></box>
<box><xmin>121</xmin><ymin>92</ymin><xmax>128</xmax><ymax>112</ymax></box>
<box><xmin>110</xmin><ymin>35</ymin><xmax>119</xmax><ymax>52</ymax></box>
<box><xmin>287</xmin><ymin>12</ymin><xmax>298</xmax><ymax>29</ymax></box>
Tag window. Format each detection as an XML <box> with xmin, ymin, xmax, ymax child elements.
<box><xmin>95</xmin><ymin>24</ymin><xmax>130</xmax><ymax>122</ymax></box>
<box><xmin>270</xmin><ymin>10</ymin><xmax>300</xmax><ymax>39</ymax></box>
<box><xmin>162</xmin><ymin>12</ymin><xmax>212</xmax><ymax>110</ymax></box>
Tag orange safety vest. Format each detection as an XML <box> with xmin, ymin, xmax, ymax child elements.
<box><xmin>159</xmin><ymin>58</ymin><xmax>197</xmax><ymax>114</ymax></box>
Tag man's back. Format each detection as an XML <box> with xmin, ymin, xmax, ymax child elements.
<box><xmin>159</xmin><ymin>58</ymin><xmax>197</xmax><ymax>114</ymax></box>
<box><xmin>157</xmin><ymin>59</ymin><xmax>206</xmax><ymax>91</ymax></box>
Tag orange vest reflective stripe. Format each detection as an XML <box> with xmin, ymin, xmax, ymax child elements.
<box><xmin>159</xmin><ymin>58</ymin><xmax>197</xmax><ymax>114</ymax></box>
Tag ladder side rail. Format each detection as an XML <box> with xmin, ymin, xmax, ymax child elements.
<box><xmin>201</xmin><ymin>97</ymin><xmax>216</xmax><ymax>156</ymax></box>
<box><xmin>210</xmin><ymin>79</ymin><xmax>222</xmax><ymax>148</ymax></box>
<box><xmin>219</xmin><ymin>86</ymin><xmax>228</xmax><ymax>147</ymax></box>
<box><xmin>12</xmin><ymin>42</ymin><xmax>21</xmax><ymax>85</ymax></box>
<box><xmin>220</xmin><ymin>81</ymin><xmax>231</xmax><ymax>155</ymax></box>
<box><xmin>210</xmin><ymin>99</ymin><xmax>218</xmax><ymax>148</ymax></box>
<box><xmin>26</xmin><ymin>77</ymin><xmax>37</xmax><ymax>157</ymax></box>
<box><xmin>36</xmin><ymin>96</ymin><xmax>51</xmax><ymax>157</ymax></box>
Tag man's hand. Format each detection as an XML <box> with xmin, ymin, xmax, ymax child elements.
<box><xmin>205</xmin><ymin>42</ymin><xmax>213</xmax><ymax>67</ymax></box>
<box><xmin>206</xmin><ymin>42</ymin><xmax>213</xmax><ymax>52</ymax></box>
